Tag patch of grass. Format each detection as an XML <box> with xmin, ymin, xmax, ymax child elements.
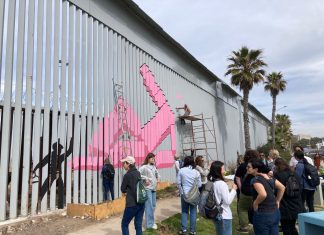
<box><xmin>146</xmin><ymin>195</ymin><xmax>303</xmax><ymax>234</ymax></box>
<box><xmin>156</xmin><ymin>184</ymin><xmax>178</xmax><ymax>199</ymax></box>
<box><xmin>143</xmin><ymin>213</ymin><xmax>215</xmax><ymax>235</ymax></box>
<box><xmin>143</xmin><ymin>228</ymin><xmax>157</xmax><ymax>235</ymax></box>
<box><xmin>144</xmin><ymin>199</ymin><xmax>247</xmax><ymax>235</ymax></box>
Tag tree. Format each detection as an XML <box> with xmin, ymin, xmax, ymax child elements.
<box><xmin>310</xmin><ymin>137</ymin><xmax>323</xmax><ymax>148</ymax></box>
<box><xmin>295</xmin><ymin>138</ymin><xmax>311</xmax><ymax>149</ymax></box>
<box><xmin>275</xmin><ymin>114</ymin><xmax>292</xmax><ymax>149</ymax></box>
<box><xmin>225</xmin><ymin>46</ymin><xmax>267</xmax><ymax>149</ymax></box>
<box><xmin>264</xmin><ymin>72</ymin><xmax>287</xmax><ymax>147</ymax></box>
<box><xmin>295</xmin><ymin>137</ymin><xmax>323</xmax><ymax>149</ymax></box>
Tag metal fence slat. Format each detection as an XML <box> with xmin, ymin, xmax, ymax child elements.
<box><xmin>0</xmin><ymin>0</ymin><xmax>17</xmax><ymax>221</ymax></box>
<box><xmin>9</xmin><ymin>0</ymin><xmax>27</xmax><ymax>219</ymax></box>
<box><xmin>79</xmin><ymin>12</ymin><xmax>87</xmax><ymax>204</ymax></box>
<box><xmin>65</xmin><ymin>2</ymin><xmax>74</xmax><ymax>205</ymax></box>
<box><xmin>30</xmin><ymin>0</ymin><xmax>45</xmax><ymax>216</ymax></box>
<box><xmin>86</xmin><ymin>17</ymin><xmax>93</xmax><ymax>204</ymax></box>
<box><xmin>41</xmin><ymin>0</ymin><xmax>53</xmax><ymax>213</ymax></box>
<box><xmin>72</xmin><ymin>8</ymin><xmax>81</xmax><ymax>204</ymax></box>
<box><xmin>21</xmin><ymin>76</ymin><xmax>33</xmax><ymax>216</ymax></box>
<box><xmin>58</xmin><ymin>0</ymin><xmax>68</xmax><ymax>210</ymax></box>
<box><xmin>0</xmin><ymin>0</ymin><xmax>5</xmax><ymax>84</ymax></box>
<box><xmin>49</xmin><ymin>0</ymin><xmax>60</xmax><ymax>211</ymax></box>
<box><xmin>92</xmin><ymin>20</ymin><xmax>99</xmax><ymax>204</ymax></box>
<box><xmin>19</xmin><ymin>3</ymin><xmax>34</xmax><ymax>212</ymax></box>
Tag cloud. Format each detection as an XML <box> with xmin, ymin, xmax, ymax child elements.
<box><xmin>134</xmin><ymin>0</ymin><xmax>324</xmax><ymax>137</ymax></box>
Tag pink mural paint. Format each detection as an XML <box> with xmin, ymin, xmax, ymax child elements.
<box><xmin>70</xmin><ymin>64</ymin><xmax>176</xmax><ymax>170</ymax></box>
<box><xmin>176</xmin><ymin>94</ymin><xmax>183</xmax><ymax>100</ymax></box>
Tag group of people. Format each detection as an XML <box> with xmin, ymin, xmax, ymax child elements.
<box><xmin>102</xmin><ymin>144</ymin><xmax>319</xmax><ymax>235</ymax></box>
<box><xmin>176</xmin><ymin>155</ymin><xmax>237</xmax><ymax>235</ymax></box>
<box><xmin>105</xmin><ymin>153</ymin><xmax>160</xmax><ymax>235</ymax></box>
<box><xmin>235</xmin><ymin>146</ymin><xmax>319</xmax><ymax>235</ymax></box>
<box><xmin>175</xmin><ymin>145</ymin><xmax>317</xmax><ymax>235</ymax></box>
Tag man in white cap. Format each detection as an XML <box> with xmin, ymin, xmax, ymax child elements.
<box><xmin>120</xmin><ymin>156</ymin><xmax>145</xmax><ymax>235</ymax></box>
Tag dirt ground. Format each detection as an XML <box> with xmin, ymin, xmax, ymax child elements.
<box><xmin>0</xmin><ymin>212</ymin><xmax>104</xmax><ymax>235</ymax></box>
<box><xmin>0</xmin><ymin>185</ymin><xmax>179</xmax><ymax>235</ymax></box>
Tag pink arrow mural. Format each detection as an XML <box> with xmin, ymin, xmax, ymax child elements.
<box><xmin>70</xmin><ymin>64</ymin><xmax>176</xmax><ymax>170</ymax></box>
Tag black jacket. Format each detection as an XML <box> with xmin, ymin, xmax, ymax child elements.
<box><xmin>121</xmin><ymin>167</ymin><xmax>141</xmax><ymax>207</ymax></box>
<box><xmin>274</xmin><ymin>169</ymin><xmax>303</xmax><ymax>220</ymax></box>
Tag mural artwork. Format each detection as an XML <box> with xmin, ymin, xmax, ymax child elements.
<box><xmin>70</xmin><ymin>64</ymin><xmax>176</xmax><ymax>170</ymax></box>
<box><xmin>32</xmin><ymin>139</ymin><xmax>73</xmax><ymax>208</ymax></box>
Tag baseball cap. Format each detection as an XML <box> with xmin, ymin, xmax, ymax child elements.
<box><xmin>120</xmin><ymin>156</ymin><xmax>135</xmax><ymax>165</ymax></box>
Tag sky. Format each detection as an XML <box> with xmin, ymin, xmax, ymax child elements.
<box><xmin>133</xmin><ymin>0</ymin><xmax>324</xmax><ymax>138</ymax></box>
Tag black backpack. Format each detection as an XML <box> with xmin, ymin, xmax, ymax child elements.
<box><xmin>198</xmin><ymin>181</ymin><xmax>223</xmax><ymax>219</ymax></box>
<box><xmin>103</xmin><ymin>164</ymin><xmax>115</xmax><ymax>180</ymax></box>
<box><xmin>241</xmin><ymin>173</ymin><xmax>253</xmax><ymax>196</ymax></box>
<box><xmin>178</xmin><ymin>159</ymin><xmax>184</xmax><ymax>169</ymax></box>
<box><xmin>285</xmin><ymin>173</ymin><xmax>300</xmax><ymax>198</ymax></box>
<box><xmin>303</xmin><ymin>162</ymin><xmax>320</xmax><ymax>187</ymax></box>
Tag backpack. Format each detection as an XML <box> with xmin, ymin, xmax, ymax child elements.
<box><xmin>303</xmin><ymin>162</ymin><xmax>320</xmax><ymax>187</ymax></box>
<box><xmin>136</xmin><ymin>178</ymin><xmax>148</xmax><ymax>204</ymax></box>
<box><xmin>103</xmin><ymin>164</ymin><xmax>115</xmax><ymax>180</ymax></box>
<box><xmin>182</xmin><ymin>177</ymin><xmax>200</xmax><ymax>206</ymax></box>
<box><xmin>285</xmin><ymin>173</ymin><xmax>300</xmax><ymax>198</ymax></box>
<box><xmin>198</xmin><ymin>181</ymin><xmax>223</xmax><ymax>219</ymax></box>
<box><xmin>241</xmin><ymin>173</ymin><xmax>253</xmax><ymax>196</ymax></box>
<box><xmin>178</xmin><ymin>159</ymin><xmax>184</xmax><ymax>169</ymax></box>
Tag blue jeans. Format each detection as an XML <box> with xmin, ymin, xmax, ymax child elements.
<box><xmin>253</xmin><ymin>209</ymin><xmax>280</xmax><ymax>235</ymax></box>
<box><xmin>121</xmin><ymin>204</ymin><xmax>145</xmax><ymax>235</ymax></box>
<box><xmin>181</xmin><ymin>196</ymin><xmax>197</xmax><ymax>233</ymax></box>
<box><xmin>145</xmin><ymin>190</ymin><xmax>156</xmax><ymax>228</ymax></box>
<box><xmin>103</xmin><ymin>180</ymin><xmax>114</xmax><ymax>201</ymax></box>
<box><xmin>214</xmin><ymin>219</ymin><xmax>232</xmax><ymax>235</ymax></box>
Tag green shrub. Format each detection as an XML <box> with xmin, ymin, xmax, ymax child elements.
<box><xmin>257</xmin><ymin>142</ymin><xmax>291</xmax><ymax>162</ymax></box>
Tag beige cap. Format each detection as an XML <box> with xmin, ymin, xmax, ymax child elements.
<box><xmin>120</xmin><ymin>156</ymin><xmax>135</xmax><ymax>165</ymax></box>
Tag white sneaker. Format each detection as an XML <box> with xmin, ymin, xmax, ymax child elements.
<box><xmin>152</xmin><ymin>224</ymin><xmax>158</xmax><ymax>229</ymax></box>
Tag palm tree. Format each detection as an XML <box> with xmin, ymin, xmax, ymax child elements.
<box><xmin>264</xmin><ymin>72</ymin><xmax>287</xmax><ymax>147</ymax></box>
<box><xmin>225</xmin><ymin>46</ymin><xmax>267</xmax><ymax>150</ymax></box>
<box><xmin>275</xmin><ymin>114</ymin><xmax>292</xmax><ymax>149</ymax></box>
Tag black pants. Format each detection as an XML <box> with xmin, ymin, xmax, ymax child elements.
<box><xmin>281</xmin><ymin>219</ymin><xmax>298</xmax><ymax>235</ymax></box>
<box><xmin>301</xmin><ymin>189</ymin><xmax>315</xmax><ymax>212</ymax></box>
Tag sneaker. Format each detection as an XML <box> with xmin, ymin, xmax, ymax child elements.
<box><xmin>178</xmin><ymin>230</ymin><xmax>187</xmax><ymax>235</ymax></box>
<box><xmin>152</xmin><ymin>224</ymin><xmax>158</xmax><ymax>230</ymax></box>
<box><xmin>189</xmin><ymin>232</ymin><xmax>196</xmax><ymax>235</ymax></box>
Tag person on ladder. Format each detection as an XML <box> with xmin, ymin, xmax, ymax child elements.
<box><xmin>176</xmin><ymin>104</ymin><xmax>191</xmax><ymax>125</ymax></box>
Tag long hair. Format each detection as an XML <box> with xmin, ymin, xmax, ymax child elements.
<box><xmin>208</xmin><ymin>161</ymin><xmax>224</xmax><ymax>182</ymax></box>
<box><xmin>142</xmin><ymin>153</ymin><xmax>155</xmax><ymax>165</ymax></box>
<box><xmin>183</xmin><ymin>156</ymin><xmax>195</xmax><ymax>168</ymax></box>
<box><xmin>195</xmin><ymin>156</ymin><xmax>204</xmax><ymax>167</ymax></box>
<box><xmin>274</xmin><ymin>158</ymin><xmax>290</xmax><ymax>172</ymax></box>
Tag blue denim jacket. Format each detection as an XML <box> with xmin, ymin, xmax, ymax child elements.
<box><xmin>177</xmin><ymin>166</ymin><xmax>202</xmax><ymax>195</ymax></box>
<box><xmin>295</xmin><ymin>161</ymin><xmax>316</xmax><ymax>190</ymax></box>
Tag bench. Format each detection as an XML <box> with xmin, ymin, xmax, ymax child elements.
<box><xmin>298</xmin><ymin>211</ymin><xmax>324</xmax><ymax>235</ymax></box>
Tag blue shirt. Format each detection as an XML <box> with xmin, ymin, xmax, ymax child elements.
<box><xmin>295</xmin><ymin>161</ymin><xmax>316</xmax><ymax>190</ymax></box>
<box><xmin>177</xmin><ymin>166</ymin><xmax>202</xmax><ymax>195</ymax></box>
